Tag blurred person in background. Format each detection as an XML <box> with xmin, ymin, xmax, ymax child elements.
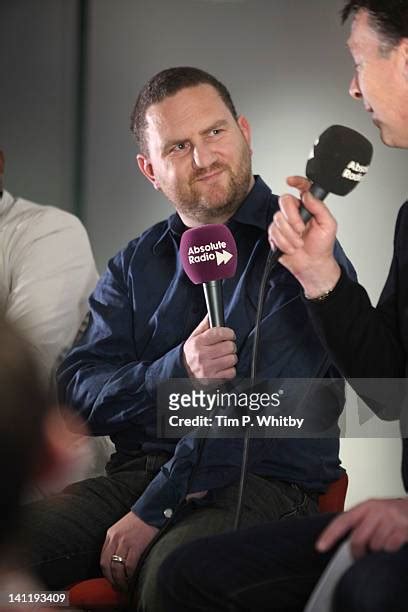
<box><xmin>0</xmin><ymin>149</ymin><xmax>98</xmax><ymax>384</ymax></box>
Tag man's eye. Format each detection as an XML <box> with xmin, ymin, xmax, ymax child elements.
<box><xmin>211</xmin><ymin>129</ymin><xmax>222</xmax><ymax>135</ymax></box>
<box><xmin>174</xmin><ymin>143</ymin><xmax>186</xmax><ymax>151</ymax></box>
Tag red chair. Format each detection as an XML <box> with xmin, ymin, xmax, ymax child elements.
<box><xmin>318</xmin><ymin>471</ymin><xmax>348</xmax><ymax>513</ymax></box>
<box><xmin>68</xmin><ymin>472</ymin><xmax>349</xmax><ymax>610</ymax></box>
<box><xmin>68</xmin><ymin>577</ymin><xmax>126</xmax><ymax>610</ymax></box>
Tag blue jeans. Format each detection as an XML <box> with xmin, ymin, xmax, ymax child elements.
<box><xmin>158</xmin><ymin>513</ymin><xmax>408</xmax><ymax>612</ymax></box>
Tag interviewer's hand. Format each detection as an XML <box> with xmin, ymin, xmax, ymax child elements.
<box><xmin>183</xmin><ymin>316</ymin><xmax>237</xmax><ymax>380</ymax></box>
<box><xmin>268</xmin><ymin>176</ymin><xmax>341</xmax><ymax>298</ymax></box>
<box><xmin>100</xmin><ymin>511</ymin><xmax>158</xmax><ymax>591</ymax></box>
<box><xmin>316</xmin><ymin>498</ymin><xmax>408</xmax><ymax>559</ymax></box>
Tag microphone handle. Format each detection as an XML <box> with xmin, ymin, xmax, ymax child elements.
<box><xmin>269</xmin><ymin>183</ymin><xmax>329</xmax><ymax>266</ymax></box>
<box><xmin>203</xmin><ymin>280</ymin><xmax>225</xmax><ymax>327</ymax></box>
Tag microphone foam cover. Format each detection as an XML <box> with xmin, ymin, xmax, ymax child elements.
<box><xmin>306</xmin><ymin>125</ymin><xmax>373</xmax><ymax>196</ymax></box>
<box><xmin>180</xmin><ymin>224</ymin><xmax>237</xmax><ymax>284</ymax></box>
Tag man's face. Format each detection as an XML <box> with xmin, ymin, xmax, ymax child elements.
<box><xmin>347</xmin><ymin>10</ymin><xmax>408</xmax><ymax>148</ymax></box>
<box><xmin>137</xmin><ymin>84</ymin><xmax>253</xmax><ymax>226</ymax></box>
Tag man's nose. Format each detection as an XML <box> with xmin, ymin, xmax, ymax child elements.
<box><xmin>192</xmin><ymin>143</ymin><xmax>217</xmax><ymax>168</ymax></box>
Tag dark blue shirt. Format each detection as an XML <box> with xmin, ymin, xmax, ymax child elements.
<box><xmin>58</xmin><ymin>176</ymin><xmax>356</xmax><ymax>527</ymax></box>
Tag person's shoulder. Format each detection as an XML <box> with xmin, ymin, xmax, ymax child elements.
<box><xmin>397</xmin><ymin>199</ymin><xmax>408</xmax><ymax>218</ymax></box>
<box><xmin>33</xmin><ymin>202</ymin><xmax>86</xmax><ymax>232</ymax></box>
<box><xmin>101</xmin><ymin>217</ymin><xmax>171</xmax><ymax>288</ymax></box>
<box><xmin>12</xmin><ymin>196</ymin><xmax>87</xmax><ymax>235</ymax></box>
<box><xmin>391</xmin><ymin>198</ymin><xmax>408</xmax><ymax>233</ymax></box>
<box><xmin>392</xmin><ymin>199</ymin><xmax>408</xmax><ymax>248</ymax></box>
<box><xmin>107</xmin><ymin>217</ymin><xmax>171</xmax><ymax>274</ymax></box>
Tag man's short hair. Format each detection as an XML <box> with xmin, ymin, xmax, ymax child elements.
<box><xmin>130</xmin><ymin>67</ymin><xmax>238</xmax><ymax>155</ymax></box>
<box><xmin>342</xmin><ymin>1</ymin><xmax>408</xmax><ymax>47</ymax></box>
<box><xmin>0</xmin><ymin>319</ymin><xmax>50</xmax><ymax>544</ymax></box>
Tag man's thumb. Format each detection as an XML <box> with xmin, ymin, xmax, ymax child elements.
<box><xmin>190</xmin><ymin>314</ymin><xmax>210</xmax><ymax>337</ymax></box>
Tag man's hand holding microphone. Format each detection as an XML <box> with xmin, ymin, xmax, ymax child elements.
<box><xmin>268</xmin><ymin>175</ymin><xmax>341</xmax><ymax>299</ymax></box>
<box><xmin>183</xmin><ymin>315</ymin><xmax>237</xmax><ymax>381</ymax></box>
<box><xmin>180</xmin><ymin>223</ymin><xmax>238</xmax><ymax>383</ymax></box>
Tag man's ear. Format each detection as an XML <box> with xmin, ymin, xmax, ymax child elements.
<box><xmin>136</xmin><ymin>154</ymin><xmax>161</xmax><ymax>190</ymax></box>
<box><xmin>237</xmin><ymin>115</ymin><xmax>252</xmax><ymax>153</ymax></box>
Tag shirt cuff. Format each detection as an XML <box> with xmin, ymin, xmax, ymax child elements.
<box><xmin>131</xmin><ymin>469</ymin><xmax>184</xmax><ymax>528</ymax></box>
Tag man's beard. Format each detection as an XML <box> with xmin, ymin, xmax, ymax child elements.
<box><xmin>164</xmin><ymin>141</ymin><xmax>252</xmax><ymax>225</ymax></box>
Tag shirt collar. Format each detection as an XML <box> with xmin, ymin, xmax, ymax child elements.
<box><xmin>230</xmin><ymin>175</ymin><xmax>275</xmax><ymax>231</ymax></box>
<box><xmin>152</xmin><ymin>213</ymin><xmax>186</xmax><ymax>254</ymax></box>
<box><xmin>152</xmin><ymin>175</ymin><xmax>275</xmax><ymax>255</ymax></box>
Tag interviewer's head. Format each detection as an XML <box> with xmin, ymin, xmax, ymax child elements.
<box><xmin>342</xmin><ymin>0</ymin><xmax>408</xmax><ymax>148</ymax></box>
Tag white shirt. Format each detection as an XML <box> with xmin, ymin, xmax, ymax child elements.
<box><xmin>0</xmin><ymin>190</ymin><xmax>98</xmax><ymax>383</ymax></box>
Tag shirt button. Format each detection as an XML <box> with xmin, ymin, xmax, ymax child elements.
<box><xmin>163</xmin><ymin>508</ymin><xmax>173</xmax><ymax>519</ymax></box>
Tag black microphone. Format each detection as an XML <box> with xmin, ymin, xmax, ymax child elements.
<box><xmin>180</xmin><ymin>224</ymin><xmax>238</xmax><ymax>327</ymax></box>
<box><xmin>271</xmin><ymin>125</ymin><xmax>374</xmax><ymax>264</ymax></box>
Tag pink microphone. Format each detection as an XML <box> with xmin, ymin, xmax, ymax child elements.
<box><xmin>180</xmin><ymin>224</ymin><xmax>237</xmax><ymax>327</ymax></box>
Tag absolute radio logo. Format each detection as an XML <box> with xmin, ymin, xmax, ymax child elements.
<box><xmin>342</xmin><ymin>160</ymin><xmax>369</xmax><ymax>182</ymax></box>
<box><xmin>180</xmin><ymin>224</ymin><xmax>237</xmax><ymax>285</ymax></box>
<box><xmin>187</xmin><ymin>240</ymin><xmax>234</xmax><ymax>266</ymax></box>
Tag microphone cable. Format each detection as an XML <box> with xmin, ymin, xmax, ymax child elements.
<box><xmin>233</xmin><ymin>247</ymin><xmax>277</xmax><ymax>530</ymax></box>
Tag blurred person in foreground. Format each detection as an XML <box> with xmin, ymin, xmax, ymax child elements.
<box><xmin>0</xmin><ymin>317</ymin><xmax>86</xmax><ymax>609</ymax></box>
